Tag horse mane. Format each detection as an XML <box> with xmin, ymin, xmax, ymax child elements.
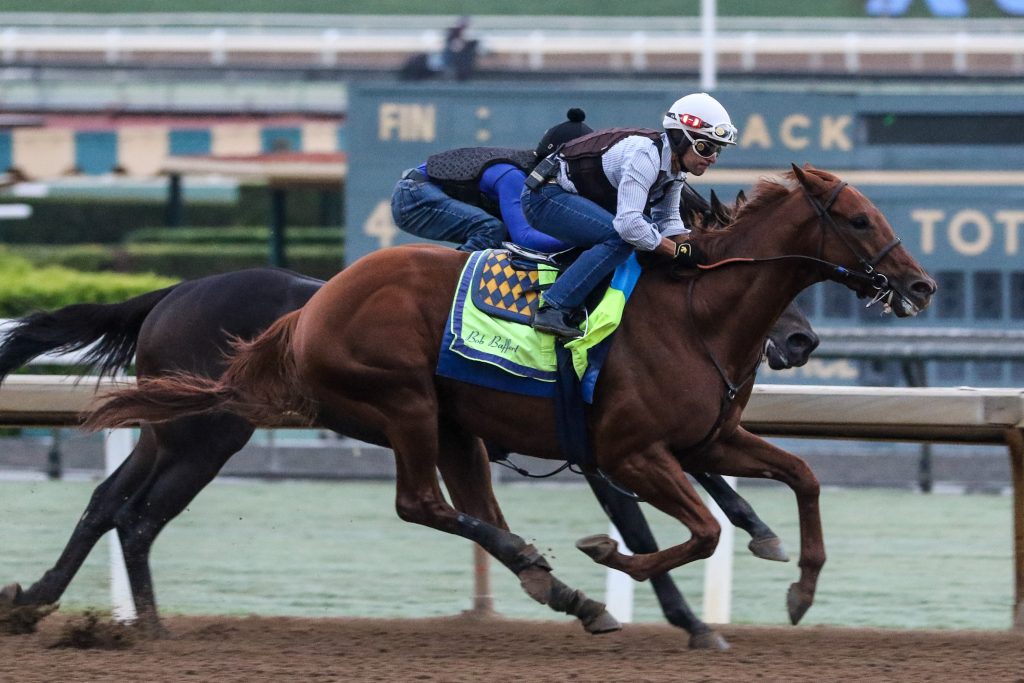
<box><xmin>727</xmin><ymin>174</ymin><xmax>794</xmax><ymax>227</ymax></box>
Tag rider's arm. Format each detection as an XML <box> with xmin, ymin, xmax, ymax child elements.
<box><xmin>482</xmin><ymin>164</ymin><xmax>570</xmax><ymax>252</ymax></box>
<box><xmin>611</xmin><ymin>140</ymin><xmax>665</xmax><ymax>252</ymax></box>
<box><xmin>651</xmin><ymin>179</ymin><xmax>687</xmax><ymax>238</ymax></box>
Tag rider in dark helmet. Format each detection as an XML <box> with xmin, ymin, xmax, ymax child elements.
<box><xmin>522</xmin><ymin>93</ymin><xmax>739</xmax><ymax>339</ymax></box>
<box><xmin>390</xmin><ymin>109</ymin><xmax>594</xmax><ymax>253</ymax></box>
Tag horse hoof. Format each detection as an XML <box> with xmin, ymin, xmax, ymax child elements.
<box><xmin>576</xmin><ymin>534</ymin><xmax>619</xmax><ymax>564</ymax></box>
<box><xmin>689</xmin><ymin>630</ymin><xmax>730</xmax><ymax>650</ymax></box>
<box><xmin>786</xmin><ymin>582</ymin><xmax>814</xmax><ymax>625</ymax></box>
<box><xmin>748</xmin><ymin>536</ymin><xmax>790</xmax><ymax>562</ymax></box>
<box><xmin>0</xmin><ymin>583</ymin><xmax>22</xmax><ymax>605</ymax></box>
<box><xmin>582</xmin><ymin>609</ymin><xmax>622</xmax><ymax>635</ymax></box>
<box><xmin>0</xmin><ymin>588</ymin><xmax>59</xmax><ymax>636</ymax></box>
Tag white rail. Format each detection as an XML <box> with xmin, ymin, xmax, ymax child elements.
<box><xmin>1</xmin><ymin>17</ymin><xmax>1023</xmax><ymax>75</ymax></box>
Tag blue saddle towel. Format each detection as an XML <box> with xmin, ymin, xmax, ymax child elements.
<box><xmin>437</xmin><ymin>248</ymin><xmax>641</xmax><ymax>402</ymax></box>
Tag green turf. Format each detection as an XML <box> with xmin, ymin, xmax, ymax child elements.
<box><xmin>0</xmin><ymin>479</ymin><xmax>1013</xmax><ymax>630</ymax></box>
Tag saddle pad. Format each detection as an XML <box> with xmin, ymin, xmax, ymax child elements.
<box><xmin>437</xmin><ymin>248</ymin><xmax>642</xmax><ymax>403</ymax></box>
<box><xmin>471</xmin><ymin>249</ymin><xmax>547</xmax><ymax>325</ymax></box>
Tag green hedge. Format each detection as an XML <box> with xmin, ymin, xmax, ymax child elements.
<box><xmin>125</xmin><ymin>226</ymin><xmax>343</xmax><ymax>246</ymax></box>
<box><xmin>0</xmin><ymin>249</ymin><xmax>177</xmax><ymax>317</ymax></box>
<box><xmin>10</xmin><ymin>243</ymin><xmax>342</xmax><ymax>281</ymax></box>
<box><xmin>0</xmin><ymin>186</ymin><xmax>343</xmax><ymax>244</ymax></box>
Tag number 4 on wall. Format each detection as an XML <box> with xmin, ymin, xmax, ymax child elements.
<box><xmin>363</xmin><ymin>200</ymin><xmax>399</xmax><ymax>250</ymax></box>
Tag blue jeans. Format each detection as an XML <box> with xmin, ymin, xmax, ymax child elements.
<box><xmin>390</xmin><ymin>178</ymin><xmax>506</xmax><ymax>252</ymax></box>
<box><xmin>521</xmin><ymin>184</ymin><xmax>634</xmax><ymax>310</ymax></box>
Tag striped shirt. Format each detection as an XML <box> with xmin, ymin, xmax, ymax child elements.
<box><xmin>555</xmin><ymin>132</ymin><xmax>687</xmax><ymax>252</ymax></box>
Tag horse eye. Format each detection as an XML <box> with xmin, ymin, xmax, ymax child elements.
<box><xmin>849</xmin><ymin>215</ymin><xmax>871</xmax><ymax>230</ymax></box>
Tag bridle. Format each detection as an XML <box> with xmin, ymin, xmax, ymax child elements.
<box><xmin>678</xmin><ymin>178</ymin><xmax>904</xmax><ymax>456</ymax></box>
<box><xmin>800</xmin><ymin>181</ymin><xmax>902</xmax><ymax>308</ymax></box>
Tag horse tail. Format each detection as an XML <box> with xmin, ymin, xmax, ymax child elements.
<box><xmin>82</xmin><ymin>310</ymin><xmax>315</xmax><ymax>430</ymax></box>
<box><xmin>0</xmin><ymin>285</ymin><xmax>180</xmax><ymax>383</ymax></box>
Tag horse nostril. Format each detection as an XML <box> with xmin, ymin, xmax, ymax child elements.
<box><xmin>911</xmin><ymin>278</ymin><xmax>937</xmax><ymax>297</ymax></box>
<box><xmin>788</xmin><ymin>333</ymin><xmax>819</xmax><ymax>354</ymax></box>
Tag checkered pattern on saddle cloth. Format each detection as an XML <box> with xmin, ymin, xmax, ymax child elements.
<box><xmin>470</xmin><ymin>250</ymin><xmax>545</xmax><ymax>325</ymax></box>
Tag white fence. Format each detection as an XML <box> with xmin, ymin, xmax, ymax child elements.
<box><xmin>0</xmin><ymin>375</ymin><xmax>1021</xmax><ymax>629</ymax></box>
<box><xmin>2</xmin><ymin>14</ymin><xmax>1024</xmax><ymax>75</ymax></box>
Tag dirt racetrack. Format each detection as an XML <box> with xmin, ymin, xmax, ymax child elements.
<box><xmin>1</xmin><ymin>613</ymin><xmax>1021</xmax><ymax>682</ymax></box>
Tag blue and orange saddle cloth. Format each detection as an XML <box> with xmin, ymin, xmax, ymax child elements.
<box><xmin>437</xmin><ymin>248</ymin><xmax>641</xmax><ymax>401</ymax></box>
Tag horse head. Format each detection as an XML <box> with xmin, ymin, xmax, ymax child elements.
<box><xmin>765</xmin><ymin>302</ymin><xmax>819</xmax><ymax>370</ymax></box>
<box><xmin>790</xmin><ymin>164</ymin><xmax>936</xmax><ymax>318</ymax></box>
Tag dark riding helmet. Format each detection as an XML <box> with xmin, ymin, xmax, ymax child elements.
<box><xmin>534</xmin><ymin>108</ymin><xmax>594</xmax><ymax>159</ymax></box>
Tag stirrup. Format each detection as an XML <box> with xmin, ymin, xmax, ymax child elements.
<box><xmin>501</xmin><ymin>242</ymin><xmax>568</xmax><ymax>268</ymax></box>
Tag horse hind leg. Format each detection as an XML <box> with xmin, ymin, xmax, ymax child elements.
<box><xmin>113</xmin><ymin>416</ymin><xmax>253</xmax><ymax>636</ymax></box>
<box><xmin>1</xmin><ymin>428</ymin><xmax>159</xmax><ymax>634</ymax></box>
<box><xmin>391</xmin><ymin>422</ymin><xmax>619</xmax><ymax>634</ymax></box>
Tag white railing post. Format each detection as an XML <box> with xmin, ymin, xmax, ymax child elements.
<box><xmin>104</xmin><ymin>428</ymin><xmax>137</xmax><ymax>622</ymax></box>
<box><xmin>702</xmin><ymin>475</ymin><xmax>736</xmax><ymax>624</ymax></box>
<box><xmin>700</xmin><ymin>0</ymin><xmax>718</xmax><ymax>91</ymax></box>
<box><xmin>604</xmin><ymin>522</ymin><xmax>634</xmax><ymax>623</ymax></box>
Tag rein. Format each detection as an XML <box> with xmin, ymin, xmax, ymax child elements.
<box><xmin>677</xmin><ymin>178</ymin><xmax>899</xmax><ymax>457</ymax></box>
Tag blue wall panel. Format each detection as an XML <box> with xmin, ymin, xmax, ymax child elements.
<box><xmin>261</xmin><ymin>127</ymin><xmax>302</xmax><ymax>153</ymax></box>
<box><xmin>169</xmin><ymin>129</ymin><xmax>212</xmax><ymax>156</ymax></box>
<box><xmin>74</xmin><ymin>131</ymin><xmax>117</xmax><ymax>175</ymax></box>
<box><xmin>0</xmin><ymin>132</ymin><xmax>11</xmax><ymax>171</ymax></box>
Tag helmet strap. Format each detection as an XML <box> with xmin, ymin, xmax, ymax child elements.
<box><xmin>666</xmin><ymin>129</ymin><xmax>689</xmax><ymax>154</ymax></box>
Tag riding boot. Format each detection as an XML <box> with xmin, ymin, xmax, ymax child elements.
<box><xmin>532</xmin><ymin>304</ymin><xmax>583</xmax><ymax>340</ymax></box>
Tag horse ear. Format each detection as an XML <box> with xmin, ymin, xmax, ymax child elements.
<box><xmin>791</xmin><ymin>163</ymin><xmax>830</xmax><ymax>195</ymax></box>
<box><xmin>735</xmin><ymin>189</ymin><xmax>747</xmax><ymax>207</ymax></box>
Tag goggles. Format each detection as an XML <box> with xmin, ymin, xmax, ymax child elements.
<box><xmin>682</xmin><ymin>129</ymin><xmax>726</xmax><ymax>159</ymax></box>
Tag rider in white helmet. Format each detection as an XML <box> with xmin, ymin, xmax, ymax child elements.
<box><xmin>523</xmin><ymin>92</ymin><xmax>739</xmax><ymax>339</ymax></box>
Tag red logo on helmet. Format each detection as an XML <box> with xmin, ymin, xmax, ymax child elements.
<box><xmin>679</xmin><ymin>114</ymin><xmax>705</xmax><ymax>128</ymax></box>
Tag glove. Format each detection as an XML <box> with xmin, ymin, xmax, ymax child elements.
<box><xmin>673</xmin><ymin>241</ymin><xmax>707</xmax><ymax>267</ymax></box>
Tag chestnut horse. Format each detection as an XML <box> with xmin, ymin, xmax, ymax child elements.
<box><xmin>85</xmin><ymin>165</ymin><xmax>933</xmax><ymax>635</ymax></box>
<box><xmin>0</xmin><ymin>185</ymin><xmax>815</xmax><ymax>648</ymax></box>
<box><xmin>0</xmin><ymin>272</ymin><xmax>814</xmax><ymax>650</ymax></box>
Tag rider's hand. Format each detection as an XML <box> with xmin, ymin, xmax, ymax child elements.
<box><xmin>669</xmin><ymin>239</ymin><xmax>707</xmax><ymax>267</ymax></box>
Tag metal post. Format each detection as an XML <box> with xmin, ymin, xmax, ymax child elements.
<box><xmin>165</xmin><ymin>173</ymin><xmax>183</xmax><ymax>227</ymax></box>
<box><xmin>902</xmin><ymin>359</ymin><xmax>933</xmax><ymax>493</ymax></box>
<box><xmin>1008</xmin><ymin>428</ymin><xmax>1024</xmax><ymax>631</ymax></box>
<box><xmin>46</xmin><ymin>428</ymin><xmax>62</xmax><ymax>480</ymax></box>
<box><xmin>269</xmin><ymin>187</ymin><xmax>287</xmax><ymax>268</ymax></box>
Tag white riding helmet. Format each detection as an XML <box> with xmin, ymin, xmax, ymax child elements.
<box><xmin>663</xmin><ymin>92</ymin><xmax>739</xmax><ymax>147</ymax></box>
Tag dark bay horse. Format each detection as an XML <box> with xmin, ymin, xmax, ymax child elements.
<box><xmin>0</xmin><ymin>270</ymin><xmax>815</xmax><ymax>649</ymax></box>
<box><xmin>82</xmin><ymin>165</ymin><xmax>935</xmax><ymax>633</ymax></box>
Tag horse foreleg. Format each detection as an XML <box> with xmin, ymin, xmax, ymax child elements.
<box><xmin>584</xmin><ymin>472</ymin><xmax>727</xmax><ymax>650</ymax></box>
<box><xmin>578</xmin><ymin>445</ymin><xmax>721</xmax><ymax>583</ymax></box>
<box><xmin>389</xmin><ymin>422</ymin><xmax>619</xmax><ymax>634</ymax></box>
<box><xmin>690</xmin><ymin>471</ymin><xmax>789</xmax><ymax>562</ymax></box>
<box><xmin>700</xmin><ymin>428</ymin><xmax>826</xmax><ymax>625</ymax></box>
